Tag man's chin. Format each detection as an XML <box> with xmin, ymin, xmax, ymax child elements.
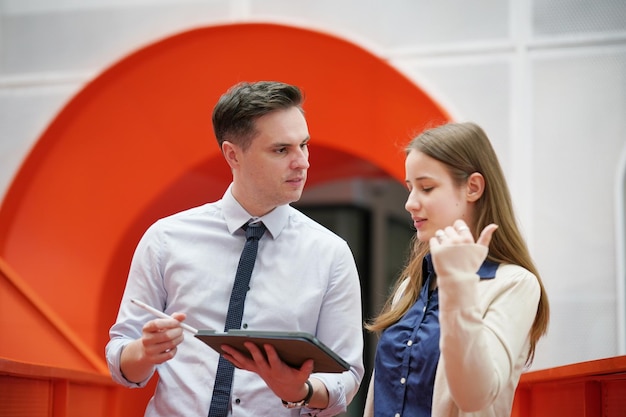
<box><xmin>284</xmin><ymin>190</ymin><xmax>304</xmax><ymax>204</ymax></box>
<box><xmin>290</xmin><ymin>192</ymin><xmax>304</xmax><ymax>203</ymax></box>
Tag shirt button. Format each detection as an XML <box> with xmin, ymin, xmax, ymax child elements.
<box><xmin>422</xmin><ymin>306</ymin><xmax>426</xmax><ymax>312</ymax></box>
<box><xmin>395</xmin><ymin>413</ymin><xmax>400</xmax><ymax>417</ymax></box>
<box><xmin>235</xmin><ymin>398</ymin><xmax>241</xmax><ymax>405</ymax></box>
<box><xmin>242</xmin><ymin>323</ymin><xmax>248</xmax><ymax>329</ymax></box>
<box><xmin>407</xmin><ymin>340</ymin><xmax>413</xmax><ymax>346</ymax></box>
<box><xmin>400</xmin><ymin>377</ymin><xmax>406</xmax><ymax>384</ymax></box>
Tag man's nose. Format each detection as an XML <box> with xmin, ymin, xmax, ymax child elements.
<box><xmin>292</xmin><ymin>149</ymin><xmax>310</xmax><ymax>169</ymax></box>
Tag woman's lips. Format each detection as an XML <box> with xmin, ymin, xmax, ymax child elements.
<box><xmin>413</xmin><ymin>218</ymin><xmax>426</xmax><ymax>229</ymax></box>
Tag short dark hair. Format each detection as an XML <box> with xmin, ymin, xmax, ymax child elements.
<box><xmin>212</xmin><ymin>81</ymin><xmax>304</xmax><ymax>150</ymax></box>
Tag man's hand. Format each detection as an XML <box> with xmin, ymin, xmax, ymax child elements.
<box><xmin>221</xmin><ymin>342</ymin><xmax>328</xmax><ymax>408</ymax></box>
<box><xmin>139</xmin><ymin>313</ymin><xmax>187</xmax><ymax>363</ymax></box>
<box><xmin>120</xmin><ymin>312</ymin><xmax>187</xmax><ymax>383</ymax></box>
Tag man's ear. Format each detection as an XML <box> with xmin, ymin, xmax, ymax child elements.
<box><xmin>466</xmin><ymin>172</ymin><xmax>485</xmax><ymax>202</ymax></box>
<box><xmin>222</xmin><ymin>141</ymin><xmax>240</xmax><ymax>170</ymax></box>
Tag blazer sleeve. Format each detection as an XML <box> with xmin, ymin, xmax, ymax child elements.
<box><xmin>434</xmin><ymin>245</ymin><xmax>540</xmax><ymax>411</ymax></box>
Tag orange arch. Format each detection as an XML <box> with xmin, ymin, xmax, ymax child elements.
<box><xmin>0</xmin><ymin>22</ymin><xmax>449</xmax><ymax>377</ymax></box>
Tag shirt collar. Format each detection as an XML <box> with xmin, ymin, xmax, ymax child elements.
<box><xmin>221</xmin><ymin>183</ymin><xmax>290</xmax><ymax>239</ymax></box>
<box><xmin>423</xmin><ymin>254</ymin><xmax>436</xmax><ymax>277</ymax></box>
<box><xmin>424</xmin><ymin>252</ymin><xmax>499</xmax><ymax>280</ymax></box>
<box><xmin>477</xmin><ymin>259</ymin><xmax>499</xmax><ymax>279</ymax></box>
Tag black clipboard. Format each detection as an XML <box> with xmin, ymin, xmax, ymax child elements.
<box><xmin>194</xmin><ymin>330</ymin><xmax>350</xmax><ymax>373</ymax></box>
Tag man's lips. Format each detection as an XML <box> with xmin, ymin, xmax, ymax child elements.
<box><xmin>286</xmin><ymin>177</ymin><xmax>305</xmax><ymax>186</ymax></box>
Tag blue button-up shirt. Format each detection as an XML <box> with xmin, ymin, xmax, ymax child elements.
<box><xmin>373</xmin><ymin>254</ymin><xmax>498</xmax><ymax>417</ymax></box>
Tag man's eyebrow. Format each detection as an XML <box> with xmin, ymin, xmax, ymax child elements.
<box><xmin>272</xmin><ymin>137</ymin><xmax>311</xmax><ymax>147</ymax></box>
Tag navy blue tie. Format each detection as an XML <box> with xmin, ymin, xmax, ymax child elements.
<box><xmin>208</xmin><ymin>221</ymin><xmax>266</xmax><ymax>417</ymax></box>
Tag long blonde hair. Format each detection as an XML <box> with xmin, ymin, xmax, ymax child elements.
<box><xmin>366</xmin><ymin>122</ymin><xmax>549</xmax><ymax>363</ymax></box>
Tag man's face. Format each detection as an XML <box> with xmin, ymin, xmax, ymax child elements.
<box><xmin>228</xmin><ymin>106</ymin><xmax>310</xmax><ymax>216</ymax></box>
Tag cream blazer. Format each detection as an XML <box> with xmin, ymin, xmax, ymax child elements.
<box><xmin>364</xmin><ymin>245</ymin><xmax>540</xmax><ymax>417</ymax></box>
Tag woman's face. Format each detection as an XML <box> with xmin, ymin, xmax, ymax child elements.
<box><xmin>404</xmin><ymin>149</ymin><xmax>474</xmax><ymax>242</ymax></box>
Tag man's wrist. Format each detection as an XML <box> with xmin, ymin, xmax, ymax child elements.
<box><xmin>281</xmin><ymin>380</ymin><xmax>314</xmax><ymax>409</ymax></box>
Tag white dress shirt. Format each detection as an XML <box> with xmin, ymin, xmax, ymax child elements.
<box><xmin>106</xmin><ymin>184</ymin><xmax>364</xmax><ymax>417</ymax></box>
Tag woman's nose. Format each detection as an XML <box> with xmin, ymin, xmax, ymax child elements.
<box><xmin>405</xmin><ymin>192</ymin><xmax>420</xmax><ymax>212</ymax></box>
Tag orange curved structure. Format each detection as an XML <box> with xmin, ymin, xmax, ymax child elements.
<box><xmin>0</xmin><ymin>23</ymin><xmax>449</xmax><ymax>415</ymax></box>
<box><xmin>512</xmin><ymin>355</ymin><xmax>626</xmax><ymax>417</ymax></box>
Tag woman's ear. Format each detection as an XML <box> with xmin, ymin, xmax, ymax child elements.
<box><xmin>466</xmin><ymin>172</ymin><xmax>485</xmax><ymax>202</ymax></box>
<box><xmin>222</xmin><ymin>141</ymin><xmax>240</xmax><ymax>170</ymax></box>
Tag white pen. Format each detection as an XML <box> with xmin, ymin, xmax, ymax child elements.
<box><xmin>130</xmin><ymin>298</ymin><xmax>198</xmax><ymax>334</ymax></box>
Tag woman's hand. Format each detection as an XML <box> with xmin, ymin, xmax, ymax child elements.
<box><xmin>429</xmin><ymin>220</ymin><xmax>498</xmax><ymax>278</ymax></box>
<box><xmin>430</xmin><ymin>219</ymin><xmax>498</xmax><ymax>249</ymax></box>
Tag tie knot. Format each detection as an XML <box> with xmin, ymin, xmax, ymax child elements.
<box><xmin>243</xmin><ymin>221</ymin><xmax>266</xmax><ymax>241</ymax></box>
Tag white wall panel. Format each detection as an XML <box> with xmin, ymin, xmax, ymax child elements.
<box><xmin>0</xmin><ymin>82</ymin><xmax>80</xmax><ymax>198</ymax></box>
<box><xmin>534</xmin><ymin>0</ymin><xmax>626</xmax><ymax>35</ymax></box>
<box><xmin>533</xmin><ymin>295</ymin><xmax>617</xmax><ymax>368</ymax></box>
<box><xmin>531</xmin><ymin>48</ymin><xmax>626</xmax><ymax>368</ymax></box>
<box><xmin>0</xmin><ymin>1</ymin><xmax>232</xmax><ymax>75</ymax></box>
<box><xmin>395</xmin><ymin>57</ymin><xmax>515</xmax><ymax>201</ymax></box>
<box><xmin>249</xmin><ymin>0</ymin><xmax>510</xmax><ymax>51</ymax></box>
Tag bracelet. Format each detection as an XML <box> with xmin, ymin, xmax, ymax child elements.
<box><xmin>281</xmin><ymin>379</ymin><xmax>314</xmax><ymax>409</ymax></box>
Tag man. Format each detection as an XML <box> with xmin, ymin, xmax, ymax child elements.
<box><xmin>106</xmin><ymin>81</ymin><xmax>364</xmax><ymax>417</ymax></box>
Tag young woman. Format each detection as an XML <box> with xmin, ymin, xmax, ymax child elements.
<box><xmin>364</xmin><ymin>122</ymin><xmax>549</xmax><ymax>417</ymax></box>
